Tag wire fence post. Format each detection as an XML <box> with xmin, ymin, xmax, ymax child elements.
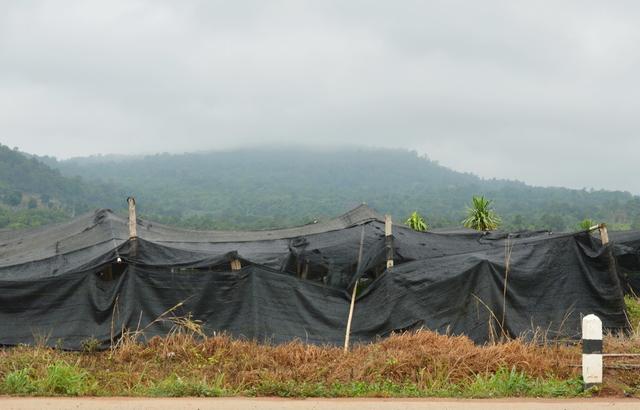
<box><xmin>582</xmin><ymin>314</ymin><xmax>603</xmax><ymax>389</ymax></box>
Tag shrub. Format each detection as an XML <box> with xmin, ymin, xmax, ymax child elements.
<box><xmin>80</xmin><ymin>337</ymin><xmax>101</xmax><ymax>353</ymax></box>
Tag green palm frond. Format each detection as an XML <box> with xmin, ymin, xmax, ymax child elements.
<box><xmin>462</xmin><ymin>196</ymin><xmax>501</xmax><ymax>231</ymax></box>
<box><xmin>405</xmin><ymin>211</ymin><xmax>428</xmax><ymax>232</ymax></box>
<box><xmin>578</xmin><ymin>219</ymin><xmax>596</xmax><ymax>231</ymax></box>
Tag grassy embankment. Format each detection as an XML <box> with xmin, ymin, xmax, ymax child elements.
<box><xmin>1</xmin><ymin>297</ymin><xmax>639</xmax><ymax>398</ymax></box>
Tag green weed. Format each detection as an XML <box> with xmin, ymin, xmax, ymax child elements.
<box><xmin>40</xmin><ymin>361</ymin><xmax>89</xmax><ymax>395</ymax></box>
<box><xmin>463</xmin><ymin>367</ymin><xmax>582</xmax><ymax>398</ymax></box>
<box><xmin>80</xmin><ymin>337</ymin><xmax>101</xmax><ymax>353</ymax></box>
<box><xmin>625</xmin><ymin>296</ymin><xmax>640</xmax><ymax>332</ymax></box>
<box><xmin>147</xmin><ymin>374</ymin><xmax>225</xmax><ymax>397</ymax></box>
<box><xmin>2</xmin><ymin>369</ymin><xmax>37</xmax><ymax>395</ymax></box>
<box><xmin>248</xmin><ymin>379</ymin><xmax>423</xmax><ymax>398</ymax></box>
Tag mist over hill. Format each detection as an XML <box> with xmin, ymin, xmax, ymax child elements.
<box><xmin>39</xmin><ymin>147</ymin><xmax>640</xmax><ymax>232</ymax></box>
<box><xmin>1</xmin><ymin>143</ymin><xmax>639</xmax><ymax>230</ymax></box>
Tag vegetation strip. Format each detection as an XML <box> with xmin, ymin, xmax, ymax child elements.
<box><xmin>1</xmin><ymin>326</ymin><xmax>638</xmax><ymax>398</ymax></box>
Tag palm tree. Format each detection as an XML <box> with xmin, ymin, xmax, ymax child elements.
<box><xmin>405</xmin><ymin>211</ymin><xmax>428</xmax><ymax>232</ymax></box>
<box><xmin>578</xmin><ymin>219</ymin><xmax>596</xmax><ymax>231</ymax></box>
<box><xmin>462</xmin><ymin>196</ymin><xmax>501</xmax><ymax>231</ymax></box>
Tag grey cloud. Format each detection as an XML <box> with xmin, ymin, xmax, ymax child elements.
<box><xmin>0</xmin><ymin>0</ymin><xmax>639</xmax><ymax>193</ymax></box>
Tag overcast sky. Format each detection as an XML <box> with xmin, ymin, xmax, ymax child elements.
<box><xmin>1</xmin><ymin>1</ymin><xmax>639</xmax><ymax>193</ymax></box>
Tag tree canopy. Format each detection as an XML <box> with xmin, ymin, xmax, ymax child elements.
<box><xmin>2</xmin><ymin>145</ymin><xmax>640</xmax><ymax>232</ymax></box>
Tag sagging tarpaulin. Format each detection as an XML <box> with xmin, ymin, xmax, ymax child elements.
<box><xmin>611</xmin><ymin>230</ymin><xmax>640</xmax><ymax>295</ymax></box>
<box><xmin>0</xmin><ymin>205</ymin><xmax>634</xmax><ymax>350</ymax></box>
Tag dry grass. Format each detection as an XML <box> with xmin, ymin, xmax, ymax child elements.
<box><xmin>0</xmin><ymin>330</ymin><xmax>593</xmax><ymax>397</ymax></box>
<box><xmin>1</xmin><ymin>323</ymin><xmax>639</xmax><ymax>397</ymax></box>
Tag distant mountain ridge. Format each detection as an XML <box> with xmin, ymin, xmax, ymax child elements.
<box><xmin>44</xmin><ymin>147</ymin><xmax>640</xmax><ymax>232</ymax></box>
<box><xmin>0</xmin><ymin>143</ymin><xmax>124</xmax><ymax>229</ymax></box>
<box><xmin>1</xmin><ymin>143</ymin><xmax>638</xmax><ymax>230</ymax></box>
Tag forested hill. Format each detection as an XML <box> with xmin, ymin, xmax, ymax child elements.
<box><xmin>40</xmin><ymin>147</ymin><xmax>640</xmax><ymax>232</ymax></box>
<box><xmin>0</xmin><ymin>144</ymin><xmax>123</xmax><ymax>229</ymax></box>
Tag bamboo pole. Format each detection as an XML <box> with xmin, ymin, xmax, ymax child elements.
<box><xmin>343</xmin><ymin>280</ymin><xmax>359</xmax><ymax>353</ymax></box>
<box><xmin>344</xmin><ymin>225</ymin><xmax>366</xmax><ymax>353</ymax></box>
<box><xmin>385</xmin><ymin>215</ymin><xmax>393</xmax><ymax>269</ymax></box>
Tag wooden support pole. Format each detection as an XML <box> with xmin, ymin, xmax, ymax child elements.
<box><xmin>344</xmin><ymin>225</ymin><xmax>366</xmax><ymax>353</ymax></box>
<box><xmin>385</xmin><ymin>215</ymin><xmax>393</xmax><ymax>269</ymax></box>
<box><xmin>230</xmin><ymin>259</ymin><xmax>242</xmax><ymax>271</ymax></box>
<box><xmin>127</xmin><ymin>197</ymin><xmax>137</xmax><ymax>239</ymax></box>
<box><xmin>598</xmin><ymin>223</ymin><xmax>609</xmax><ymax>245</ymax></box>
<box><xmin>598</xmin><ymin>222</ymin><xmax>622</xmax><ymax>297</ymax></box>
<box><xmin>344</xmin><ymin>280</ymin><xmax>358</xmax><ymax>353</ymax></box>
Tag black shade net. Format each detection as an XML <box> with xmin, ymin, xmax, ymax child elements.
<box><xmin>0</xmin><ymin>205</ymin><xmax>638</xmax><ymax>350</ymax></box>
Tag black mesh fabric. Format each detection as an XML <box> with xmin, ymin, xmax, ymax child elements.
<box><xmin>0</xmin><ymin>206</ymin><xmax>636</xmax><ymax>349</ymax></box>
<box><xmin>611</xmin><ymin>231</ymin><xmax>640</xmax><ymax>296</ymax></box>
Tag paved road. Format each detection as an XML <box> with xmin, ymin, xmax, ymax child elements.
<box><xmin>1</xmin><ymin>397</ymin><xmax>639</xmax><ymax>410</ymax></box>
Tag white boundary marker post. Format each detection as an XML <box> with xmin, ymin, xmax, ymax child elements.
<box><xmin>582</xmin><ymin>314</ymin><xmax>603</xmax><ymax>389</ymax></box>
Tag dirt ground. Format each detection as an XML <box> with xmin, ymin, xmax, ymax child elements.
<box><xmin>1</xmin><ymin>397</ymin><xmax>640</xmax><ymax>410</ymax></box>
